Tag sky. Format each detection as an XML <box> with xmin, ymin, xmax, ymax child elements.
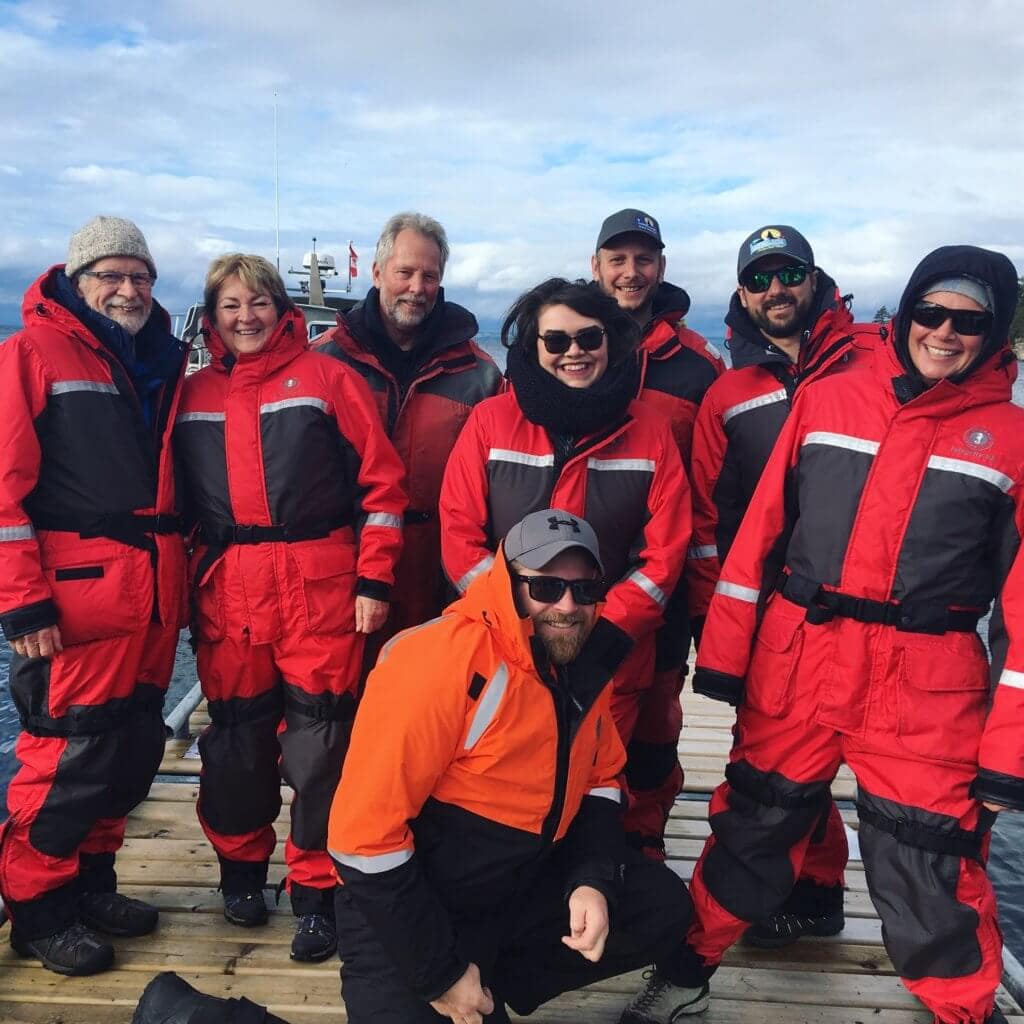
<box><xmin>1</xmin><ymin>0</ymin><xmax>1022</xmax><ymax>336</ymax></box>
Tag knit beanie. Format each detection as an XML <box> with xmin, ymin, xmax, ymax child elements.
<box><xmin>919</xmin><ymin>275</ymin><xmax>993</xmax><ymax>312</ymax></box>
<box><xmin>66</xmin><ymin>216</ymin><xmax>157</xmax><ymax>279</ymax></box>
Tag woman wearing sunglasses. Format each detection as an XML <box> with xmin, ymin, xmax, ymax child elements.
<box><xmin>439</xmin><ymin>276</ymin><xmax>690</xmax><ymax>848</ymax></box>
<box><xmin>656</xmin><ymin>243</ymin><xmax>1024</xmax><ymax>1024</ymax></box>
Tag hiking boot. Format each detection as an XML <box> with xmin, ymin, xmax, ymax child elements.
<box><xmin>132</xmin><ymin>970</ymin><xmax>292</xmax><ymax>1023</ymax></box>
<box><xmin>618</xmin><ymin>969</ymin><xmax>710</xmax><ymax>1022</ymax></box>
<box><xmin>79</xmin><ymin>891</ymin><xmax>159</xmax><ymax>937</ymax></box>
<box><xmin>743</xmin><ymin>908</ymin><xmax>845</xmax><ymax>948</ymax></box>
<box><xmin>11</xmin><ymin>922</ymin><xmax>114</xmax><ymax>976</ymax></box>
<box><xmin>223</xmin><ymin>891</ymin><xmax>268</xmax><ymax>927</ymax></box>
<box><xmin>290</xmin><ymin>912</ymin><xmax>337</xmax><ymax>962</ymax></box>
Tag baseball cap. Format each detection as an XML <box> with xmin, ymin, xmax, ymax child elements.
<box><xmin>596</xmin><ymin>209</ymin><xmax>664</xmax><ymax>252</ymax></box>
<box><xmin>504</xmin><ymin>508</ymin><xmax>604</xmax><ymax>575</ymax></box>
<box><xmin>737</xmin><ymin>225</ymin><xmax>814</xmax><ymax>278</ymax></box>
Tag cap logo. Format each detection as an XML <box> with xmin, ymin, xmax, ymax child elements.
<box><xmin>634</xmin><ymin>215</ymin><xmax>658</xmax><ymax>237</ymax></box>
<box><xmin>749</xmin><ymin>227</ymin><xmax>788</xmax><ymax>258</ymax></box>
<box><xmin>963</xmin><ymin>428</ymin><xmax>994</xmax><ymax>451</ymax></box>
<box><xmin>548</xmin><ymin>515</ymin><xmax>580</xmax><ymax>533</ymax></box>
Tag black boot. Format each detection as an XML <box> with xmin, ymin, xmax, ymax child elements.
<box><xmin>289</xmin><ymin>883</ymin><xmax>337</xmax><ymax>962</ymax></box>
<box><xmin>219</xmin><ymin>857</ymin><xmax>269</xmax><ymax>928</ymax></box>
<box><xmin>12</xmin><ymin>922</ymin><xmax>114</xmax><ymax>976</ymax></box>
<box><xmin>78</xmin><ymin>851</ymin><xmax>159</xmax><ymax>936</ymax></box>
<box><xmin>132</xmin><ymin>971</ymin><xmax>292</xmax><ymax>1023</ymax></box>
<box><xmin>743</xmin><ymin>880</ymin><xmax>844</xmax><ymax>948</ymax></box>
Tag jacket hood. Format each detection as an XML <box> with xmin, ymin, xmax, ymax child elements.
<box><xmin>202</xmin><ymin>305</ymin><xmax>308</xmax><ymax>375</ymax></box>
<box><xmin>650</xmin><ymin>281</ymin><xmax>691</xmax><ymax>321</ymax></box>
<box><xmin>449</xmin><ymin>543</ymin><xmax>544</xmax><ymax>673</ymax></box>
<box><xmin>344</xmin><ymin>287</ymin><xmax>478</xmax><ymax>355</ymax></box>
<box><xmin>725</xmin><ymin>268</ymin><xmax>851</xmax><ymax>371</ymax></box>
<box><xmin>892</xmin><ymin>245</ymin><xmax>1020</xmax><ymax>384</ymax></box>
<box><xmin>23</xmin><ymin>264</ymin><xmax>173</xmax><ymax>343</ymax></box>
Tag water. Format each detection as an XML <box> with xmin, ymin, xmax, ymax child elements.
<box><xmin>1</xmin><ymin>320</ymin><xmax>1022</xmax><ymax>961</ymax></box>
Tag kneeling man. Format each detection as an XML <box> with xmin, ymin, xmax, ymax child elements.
<box><xmin>328</xmin><ymin>509</ymin><xmax>700</xmax><ymax>1023</ymax></box>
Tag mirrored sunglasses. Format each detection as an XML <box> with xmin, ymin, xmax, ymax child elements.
<box><xmin>740</xmin><ymin>265</ymin><xmax>809</xmax><ymax>293</ymax></box>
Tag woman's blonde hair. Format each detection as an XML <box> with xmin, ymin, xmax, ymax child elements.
<box><xmin>204</xmin><ymin>253</ymin><xmax>293</xmax><ymax>319</ymax></box>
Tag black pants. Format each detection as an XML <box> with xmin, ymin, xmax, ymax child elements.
<box><xmin>336</xmin><ymin>849</ymin><xmax>692</xmax><ymax>1023</ymax></box>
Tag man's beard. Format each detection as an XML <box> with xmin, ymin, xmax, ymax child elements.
<box><xmin>535</xmin><ymin>613</ymin><xmax>594</xmax><ymax>665</ymax></box>
<box><xmin>105</xmin><ymin>301</ymin><xmax>150</xmax><ymax>336</ymax></box>
<box><xmin>750</xmin><ymin>293</ymin><xmax>811</xmax><ymax>339</ymax></box>
<box><xmin>384</xmin><ymin>295</ymin><xmax>432</xmax><ymax>331</ymax></box>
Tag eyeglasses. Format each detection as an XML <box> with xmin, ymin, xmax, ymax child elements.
<box><xmin>911</xmin><ymin>302</ymin><xmax>992</xmax><ymax>336</ymax></box>
<box><xmin>80</xmin><ymin>270</ymin><xmax>155</xmax><ymax>289</ymax></box>
<box><xmin>512</xmin><ymin>573</ymin><xmax>605</xmax><ymax>605</ymax></box>
<box><xmin>538</xmin><ymin>326</ymin><xmax>606</xmax><ymax>355</ymax></box>
<box><xmin>740</xmin><ymin>265</ymin><xmax>809</xmax><ymax>293</ymax></box>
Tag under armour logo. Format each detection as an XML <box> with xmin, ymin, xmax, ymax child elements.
<box><xmin>548</xmin><ymin>516</ymin><xmax>580</xmax><ymax>532</ymax></box>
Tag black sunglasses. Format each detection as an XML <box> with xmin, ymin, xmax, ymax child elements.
<box><xmin>911</xmin><ymin>302</ymin><xmax>992</xmax><ymax>336</ymax></box>
<box><xmin>512</xmin><ymin>573</ymin><xmax>605</xmax><ymax>605</ymax></box>
<box><xmin>740</xmin><ymin>265</ymin><xmax>810</xmax><ymax>293</ymax></box>
<box><xmin>538</xmin><ymin>326</ymin><xmax>606</xmax><ymax>355</ymax></box>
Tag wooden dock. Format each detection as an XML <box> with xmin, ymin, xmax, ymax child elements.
<box><xmin>3</xmin><ymin>691</ymin><xmax>1022</xmax><ymax>1023</ymax></box>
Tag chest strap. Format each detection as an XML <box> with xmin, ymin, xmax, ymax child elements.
<box><xmin>777</xmin><ymin>571</ymin><xmax>980</xmax><ymax>635</ymax></box>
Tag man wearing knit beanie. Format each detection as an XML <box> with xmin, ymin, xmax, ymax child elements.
<box><xmin>0</xmin><ymin>217</ymin><xmax>186</xmax><ymax>976</ymax></box>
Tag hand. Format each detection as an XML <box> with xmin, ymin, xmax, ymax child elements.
<box><xmin>561</xmin><ymin>885</ymin><xmax>609</xmax><ymax>963</ymax></box>
<box><xmin>429</xmin><ymin>962</ymin><xmax>494</xmax><ymax>1023</ymax></box>
<box><xmin>354</xmin><ymin>596</ymin><xmax>389</xmax><ymax>634</ymax></box>
<box><xmin>11</xmin><ymin>625</ymin><xmax>63</xmax><ymax>659</ymax></box>
<box><xmin>983</xmin><ymin>801</ymin><xmax>1017</xmax><ymax>813</ymax></box>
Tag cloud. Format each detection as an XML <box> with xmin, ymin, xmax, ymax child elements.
<box><xmin>0</xmin><ymin>0</ymin><xmax>1021</xmax><ymax>328</ymax></box>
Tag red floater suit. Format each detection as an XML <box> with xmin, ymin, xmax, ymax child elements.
<box><xmin>174</xmin><ymin>306</ymin><xmax>406</xmax><ymax>912</ymax></box>
<box><xmin>689</xmin><ymin>245</ymin><xmax>1023</xmax><ymax>1024</ymax></box>
<box><xmin>0</xmin><ymin>267</ymin><xmax>187</xmax><ymax>942</ymax></box>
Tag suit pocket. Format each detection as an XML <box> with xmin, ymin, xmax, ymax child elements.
<box><xmin>189</xmin><ymin>547</ymin><xmax>226</xmax><ymax>642</ymax></box>
<box><xmin>46</xmin><ymin>552</ymin><xmax>150</xmax><ymax>644</ymax></box>
<box><xmin>897</xmin><ymin>636</ymin><xmax>988</xmax><ymax>764</ymax></box>
<box><xmin>288</xmin><ymin>541</ymin><xmax>356</xmax><ymax>635</ymax></box>
<box><xmin>744</xmin><ymin>603</ymin><xmax>805</xmax><ymax>719</ymax></box>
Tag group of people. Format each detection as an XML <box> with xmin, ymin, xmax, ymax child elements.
<box><xmin>0</xmin><ymin>205</ymin><xmax>1020</xmax><ymax>1024</ymax></box>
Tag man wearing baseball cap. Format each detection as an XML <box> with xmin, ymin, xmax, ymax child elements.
<box><xmin>0</xmin><ymin>216</ymin><xmax>187</xmax><ymax>974</ymax></box>
<box><xmin>327</xmin><ymin>508</ymin><xmax>702</xmax><ymax>1023</ymax></box>
<box><xmin>590</xmin><ymin>208</ymin><xmax>723</xmax><ymax>861</ymax></box>
<box><xmin>681</xmin><ymin>224</ymin><xmax>879</xmax><ymax>957</ymax></box>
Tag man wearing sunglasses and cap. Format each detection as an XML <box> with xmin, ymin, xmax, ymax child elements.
<box><xmin>682</xmin><ymin>226</ymin><xmax>882</xmax><ymax>953</ymax></box>
<box><xmin>327</xmin><ymin>508</ymin><xmax>699</xmax><ymax>1023</ymax></box>
<box><xmin>590</xmin><ymin>209</ymin><xmax>724</xmax><ymax>863</ymax></box>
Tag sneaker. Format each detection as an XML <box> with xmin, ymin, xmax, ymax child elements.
<box><xmin>11</xmin><ymin>922</ymin><xmax>114</xmax><ymax>976</ymax></box>
<box><xmin>743</xmin><ymin>908</ymin><xmax>844</xmax><ymax>949</ymax></box>
<box><xmin>290</xmin><ymin>912</ymin><xmax>337</xmax><ymax>962</ymax></box>
<box><xmin>79</xmin><ymin>891</ymin><xmax>159</xmax><ymax>937</ymax></box>
<box><xmin>619</xmin><ymin>969</ymin><xmax>710</xmax><ymax>1022</ymax></box>
<box><xmin>223</xmin><ymin>891</ymin><xmax>269</xmax><ymax>927</ymax></box>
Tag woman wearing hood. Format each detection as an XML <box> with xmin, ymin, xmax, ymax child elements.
<box><xmin>173</xmin><ymin>254</ymin><xmax>407</xmax><ymax>963</ymax></box>
<box><xmin>620</xmin><ymin>246</ymin><xmax>1022</xmax><ymax>1024</ymax></box>
<box><xmin>438</xmin><ymin>277</ymin><xmax>691</xmax><ymax>861</ymax></box>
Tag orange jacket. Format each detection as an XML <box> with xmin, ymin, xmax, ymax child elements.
<box><xmin>328</xmin><ymin>549</ymin><xmax>630</xmax><ymax>999</ymax></box>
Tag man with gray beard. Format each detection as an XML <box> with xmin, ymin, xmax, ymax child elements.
<box><xmin>317</xmin><ymin>212</ymin><xmax>500</xmax><ymax>643</ymax></box>
<box><xmin>0</xmin><ymin>216</ymin><xmax>186</xmax><ymax>975</ymax></box>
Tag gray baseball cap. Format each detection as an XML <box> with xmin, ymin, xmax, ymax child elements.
<box><xmin>504</xmin><ymin>508</ymin><xmax>604</xmax><ymax>574</ymax></box>
<box><xmin>737</xmin><ymin>225</ymin><xmax>814</xmax><ymax>278</ymax></box>
<box><xmin>596</xmin><ymin>208</ymin><xmax>664</xmax><ymax>252</ymax></box>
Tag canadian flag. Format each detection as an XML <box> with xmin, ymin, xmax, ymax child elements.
<box><xmin>348</xmin><ymin>244</ymin><xmax>358</xmax><ymax>278</ymax></box>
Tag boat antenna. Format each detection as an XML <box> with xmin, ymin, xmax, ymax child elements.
<box><xmin>273</xmin><ymin>92</ymin><xmax>281</xmax><ymax>271</ymax></box>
